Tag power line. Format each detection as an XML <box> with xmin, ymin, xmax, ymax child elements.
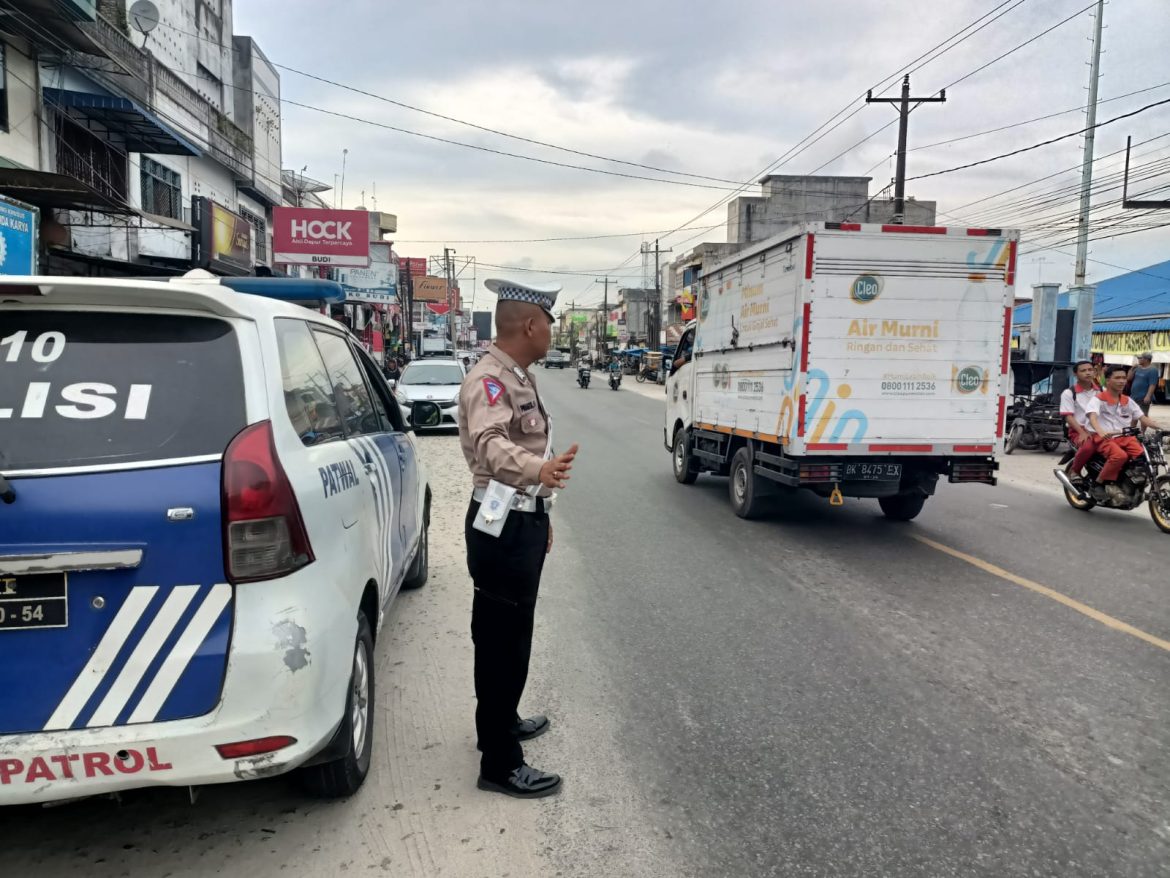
<box><xmin>804</xmin><ymin>0</ymin><xmax>1100</xmax><ymax>177</ymax></box>
<box><xmin>908</xmin><ymin>81</ymin><xmax>1170</xmax><ymax>153</ymax></box>
<box><xmin>906</xmin><ymin>98</ymin><xmax>1170</xmax><ymax>182</ymax></box>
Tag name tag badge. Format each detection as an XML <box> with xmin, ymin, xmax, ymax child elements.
<box><xmin>473</xmin><ymin>480</ymin><xmax>517</xmax><ymax>538</ymax></box>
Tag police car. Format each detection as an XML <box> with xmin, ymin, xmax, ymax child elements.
<box><xmin>0</xmin><ymin>273</ymin><xmax>432</xmax><ymax>805</ymax></box>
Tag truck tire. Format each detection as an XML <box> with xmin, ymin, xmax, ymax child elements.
<box><xmin>299</xmin><ymin>613</ymin><xmax>375</xmax><ymax>798</ymax></box>
<box><xmin>878</xmin><ymin>493</ymin><xmax>927</xmax><ymax>522</ymax></box>
<box><xmin>729</xmin><ymin>447</ymin><xmax>764</xmax><ymax>519</ymax></box>
<box><xmin>673</xmin><ymin>429</ymin><xmax>698</xmax><ymax>484</ymax></box>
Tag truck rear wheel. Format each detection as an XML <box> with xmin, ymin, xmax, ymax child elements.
<box><xmin>878</xmin><ymin>493</ymin><xmax>926</xmax><ymax>522</ymax></box>
<box><xmin>729</xmin><ymin>447</ymin><xmax>764</xmax><ymax>519</ymax></box>
<box><xmin>673</xmin><ymin>429</ymin><xmax>698</xmax><ymax>484</ymax></box>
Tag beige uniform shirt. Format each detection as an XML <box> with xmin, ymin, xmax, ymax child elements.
<box><xmin>458</xmin><ymin>344</ymin><xmax>550</xmax><ymax>492</ymax></box>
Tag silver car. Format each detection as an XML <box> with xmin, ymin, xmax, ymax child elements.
<box><xmin>395</xmin><ymin>358</ymin><xmax>465</xmax><ymax>429</ymax></box>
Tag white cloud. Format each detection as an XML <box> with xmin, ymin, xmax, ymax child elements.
<box><xmin>237</xmin><ymin>0</ymin><xmax>1170</xmax><ymax>300</ymax></box>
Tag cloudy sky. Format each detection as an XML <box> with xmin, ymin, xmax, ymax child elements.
<box><xmin>234</xmin><ymin>0</ymin><xmax>1170</xmax><ymax>310</ymax></box>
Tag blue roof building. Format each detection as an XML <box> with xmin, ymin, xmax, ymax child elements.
<box><xmin>1013</xmin><ymin>259</ymin><xmax>1170</xmax><ymax>362</ymax></box>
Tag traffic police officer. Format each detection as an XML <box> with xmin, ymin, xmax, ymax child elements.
<box><xmin>458</xmin><ymin>278</ymin><xmax>579</xmax><ymax>798</ymax></box>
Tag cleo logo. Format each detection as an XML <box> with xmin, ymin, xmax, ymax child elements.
<box><xmin>850</xmin><ymin>274</ymin><xmax>882</xmax><ymax>304</ymax></box>
<box><xmin>953</xmin><ymin>365</ymin><xmax>988</xmax><ymax>395</ymax></box>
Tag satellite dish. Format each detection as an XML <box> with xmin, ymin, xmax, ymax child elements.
<box><xmin>129</xmin><ymin>0</ymin><xmax>160</xmax><ymax>35</ymax></box>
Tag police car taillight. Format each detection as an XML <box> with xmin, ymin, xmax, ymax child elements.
<box><xmin>222</xmin><ymin>420</ymin><xmax>315</xmax><ymax>583</ymax></box>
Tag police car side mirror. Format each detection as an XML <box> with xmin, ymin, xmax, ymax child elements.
<box><xmin>412</xmin><ymin>401</ymin><xmax>442</xmax><ymax>429</ymax></box>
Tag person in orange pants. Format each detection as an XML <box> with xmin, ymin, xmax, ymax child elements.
<box><xmin>1085</xmin><ymin>365</ymin><xmax>1160</xmax><ymax>502</ymax></box>
<box><xmin>1060</xmin><ymin>360</ymin><xmax>1101</xmax><ymax>473</ymax></box>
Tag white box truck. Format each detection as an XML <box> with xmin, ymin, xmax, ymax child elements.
<box><xmin>664</xmin><ymin>221</ymin><xmax>1018</xmax><ymax>520</ymax></box>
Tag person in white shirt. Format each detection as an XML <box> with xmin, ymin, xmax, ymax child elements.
<box><xmin>1085</xmin><ymin>365</ymin><xmax>1159</xmax><ymax>500</ymax></box>
<box><xmin>1059</xmin><ymin>360</ymin><xmax>1100</xmax><ymax>474</ymax></box>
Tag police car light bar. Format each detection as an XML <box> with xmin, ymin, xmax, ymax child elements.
<box><xmin>215</xmin><ymin>277</ymin><xmax>347</xmax><ymax>306</ymax></box>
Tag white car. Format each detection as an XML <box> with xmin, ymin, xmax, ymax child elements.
<box><xmin>395</xmin><ymin>358</ymin><xmax>465</xmax><ymax>429</ymax></box>
<box><xmin>0</xmin><ymin>273</ymin><xmax>432</xmax><ymax>805</ymax></box>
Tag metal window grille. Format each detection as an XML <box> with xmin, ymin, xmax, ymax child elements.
<box><xmin>139</xmin><ymin>157</ymin><xmax>182</xmax><ymax>220</ymax></box>
<box><xmin>240</xmin><ymin>208</ymin><xmax>267</xmax><ymax>262</ymax></box>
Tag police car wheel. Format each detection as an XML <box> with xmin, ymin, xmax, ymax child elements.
<box><xmin>402</xmin><ymin>521</ymin><xmax>429</xmax><ymax>590</ymax></box>
<box><xmin>299</xmin><ymin>613</ymin><xmax>375</xmax><ymax>798</ymax></box>
<box><xmin>673</xmin><ymin>430</ymin><xmax>698</xmax><ymax>484</ymax></box>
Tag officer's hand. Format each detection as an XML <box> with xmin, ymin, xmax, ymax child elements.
<box><xmin>547</xmin><ymin>521</ymin><xmax>554</xmax><ymax>554</ymax></box>
<box><xmin>540</xmin><ymin>444</ymin><xmax>579</xmax><ymax>489</ymax></box>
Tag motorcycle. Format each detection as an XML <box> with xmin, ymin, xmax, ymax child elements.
<box><xmin>608</xmin><ymin>369</ymin><xmax>621</xmax><ymax>391</ymax></box>
<box><xmin>635</xmin><ymin>365</ymin><xmax>659</xmax><ymax>384</ymax></box>
<box><xmin>577</xmin><ymin>366</ymin><xmax>591</xmax><ymax>389</ymax></box>
<box><xmin>1004</xmin><ymin>393</ymin><xmax>1065</xmax><ymax>454</ymax></box>
<box><xmin>1053</xmin><ymin>427</ymin><xmax>1170</xmax><ymax>533</ymax></box>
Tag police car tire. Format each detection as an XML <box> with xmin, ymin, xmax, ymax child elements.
<box><xmin>729</xmin><ymin>448</ymin><xmax>763</xmax><ymax>519</ymax></box>
<box><xmin>878</xmin><ymin>493</ymin><xmax>927</xmax><ymax>522</ymax></box>
<box><xmin>673</xmin><ymin>430</ymin><xmax>698</xmax><ymax>484</ymax></box>
<box><xmin>402</xmin><ymin>522</ymin><xmax>429</xmax><ymax>590</ymax></box>
<box><xmin>298</xmin><ymin>614</ymin><xmax>375</xmax><ymax>798</ymax></box>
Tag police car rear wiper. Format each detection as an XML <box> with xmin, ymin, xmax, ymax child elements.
<box><xmin>0</xmin><ymin>473</ymin><xmax>15</xmax><ymax>504</ymax></box>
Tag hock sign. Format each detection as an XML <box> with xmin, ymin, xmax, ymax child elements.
<box><xmin>273</xmin><ymin>207</ymin><xmax>371</xmax><ymax>267</ymax></box>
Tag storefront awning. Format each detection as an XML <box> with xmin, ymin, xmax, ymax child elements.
<box><xmin>44</xmin><ymin>88</ymin><xmax>201</xmax><ymax>157</ymax></box>
<box><xmin>0</xmin><ymin>167</ymin><xmax>135</xmax><ymax>213</ymax></box>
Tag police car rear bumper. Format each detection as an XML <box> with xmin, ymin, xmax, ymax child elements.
<box><xmin>0</xmin><ymin>568</ymin><xmax>356</xmax><ymax>806</ymax></box>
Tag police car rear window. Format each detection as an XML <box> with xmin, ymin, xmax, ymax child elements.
<box><xmin>0</xmin><ymin>312</ymin><xmax>246</xmax><ymax>471</ymax></box>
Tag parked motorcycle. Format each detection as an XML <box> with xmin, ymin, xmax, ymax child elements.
<box><xmin>1053</xmin><ymin>427</ymin><xmax>1170</xmax><ymax>532</ymax></box>
<box><xmin>577</xmin><ymin>366</ymin><xmax>591</xmax><ymax>389</ymax></box>
<box><xmin>1004</xmin><ymin>393</ymin><xmax>1065</xmax><ymax>454</ymax></box>
<box><xmin>635</xmin><ymin>366</ymin><xmax>659</xmax><ymax>384</ymax></box>
<box><xmin>608</xmin><ymin>369</ymin><xmax>621</xmax><ymax>391</ymax></box>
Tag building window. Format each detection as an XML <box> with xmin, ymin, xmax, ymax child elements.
<box><xmin>139</xmin><ymin>157</ymin><xmax>183</xmax><ymax>219</ymax></box>
<box><xmin>240</xmin><ymin>207</ymin><xmax>267</xmax><ymax>262</ymax></box>
<box><xmin>56</xmin><ymin>114</ymin><xmax>127</xmax><ymax>201</ymax></box>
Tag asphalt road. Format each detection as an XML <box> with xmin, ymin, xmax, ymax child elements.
<box><xmin>537</xmin><ymin>367</ymin><xmax>1169</xmax><ymax>877</ymax></box>
<box><xmin>6</xmin><ymin>366</ymin><xmax>1168</xmax><ymax>878</ymax></box>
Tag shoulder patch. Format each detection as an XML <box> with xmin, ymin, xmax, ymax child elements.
<box><xmin>483</xmin><ymin>377</ymin><xmax>505</xmax><ymax>406</ymax></box>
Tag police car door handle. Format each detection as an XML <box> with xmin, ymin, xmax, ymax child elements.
<box><xmin>363</xmin><ymin>461</ymin><xmax>377</xmax><ymax>473</ymax></box>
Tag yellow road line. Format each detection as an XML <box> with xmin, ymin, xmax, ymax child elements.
<box><xmin>913</xmin><ymin>535</ymin><xmax>1170</xmax><ymax>654</ymax></box>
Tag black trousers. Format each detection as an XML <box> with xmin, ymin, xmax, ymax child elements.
<box><xmin>465</xmin><ymin>499</ymin><xmax>549</xmax><ymax>779</ymax></box>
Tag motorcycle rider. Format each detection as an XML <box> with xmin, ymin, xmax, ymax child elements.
<box><xmin>1085</xmin><ymin>364</ymin><xmax>1160</xmax><ymax>502</ymax></box>
<box><xmin>1060</xmin><ymin>360</ymin><xmax>1101</xmax><ymax>474</ymax></box>
<box><xmin>608</xmin><ymin>357</ymin><xmax>622</xmax><ymax>387</ymax></box>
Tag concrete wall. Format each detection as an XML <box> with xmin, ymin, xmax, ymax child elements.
<box><xmin>233</xmin><ymin>37</ymin><xmax>282</xmax><ymax>203</ymax></box>
<box><xmin>0</xmin><ymin>38</ymin><xmax>42</xmax><ymax>170</ymax></box>
<box><xmin>726</xmin><ymin>175</ymin><xmax>937</xmax><ymax>245</ymax></box>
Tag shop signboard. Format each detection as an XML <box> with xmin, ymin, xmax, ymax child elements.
<box><xmin>273</xmin><ymin>207</ymin><xmax>370</xmax><ymax>267</ymax></box>
<box><xmin>191</xmin><ymin>197</ymin><xmax>252</xmax><ymax>276</ymax></box>
<box><xmin>0</xmin><ymin>194</ymin><xmax>38</xmax><ymax>275</ymax></box>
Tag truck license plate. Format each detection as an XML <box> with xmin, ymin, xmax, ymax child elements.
<box><xmin>844</xmin><ymin>463</ymin><xmax>902</xmax><ymax>481</ymax></box>
<box><xmin>0</xmin><ymin>573</ymin><xmax>69</xmax><ymax>631</ymax></box>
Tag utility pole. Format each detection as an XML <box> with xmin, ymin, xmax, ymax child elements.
<box><xmin>866</xmin><ymin>75</ymin><xmax>946</xmax><ymax>224</ymax></box>
<box><xmin>1073</xmin><ymin>0</ymin><xmax>1105</xmax><ymax>287</ymax></box>
<box><xmin>650</xmin><ymin>238</ymin><xmax>671</xmax><ymax>350</ymax></box>
<box><xmin>339</xmin><ymin>148</ymin><xmax>348</xmax><ymax>210</ymax></box>
<box><xmin>444</xmin><ymin>246</ymin><xmax>457</xmax><ymax>353</ymax></box>
<box><xmin>596</xmin><ymin>277</ymin><xmax>611</xmax><ymax>361</ymax></box>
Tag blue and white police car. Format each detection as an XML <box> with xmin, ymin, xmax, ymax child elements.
<box><xmin>0</xmin><ymin>273</ymin><xmax>432</xmax><ymax>804</ymax></box>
